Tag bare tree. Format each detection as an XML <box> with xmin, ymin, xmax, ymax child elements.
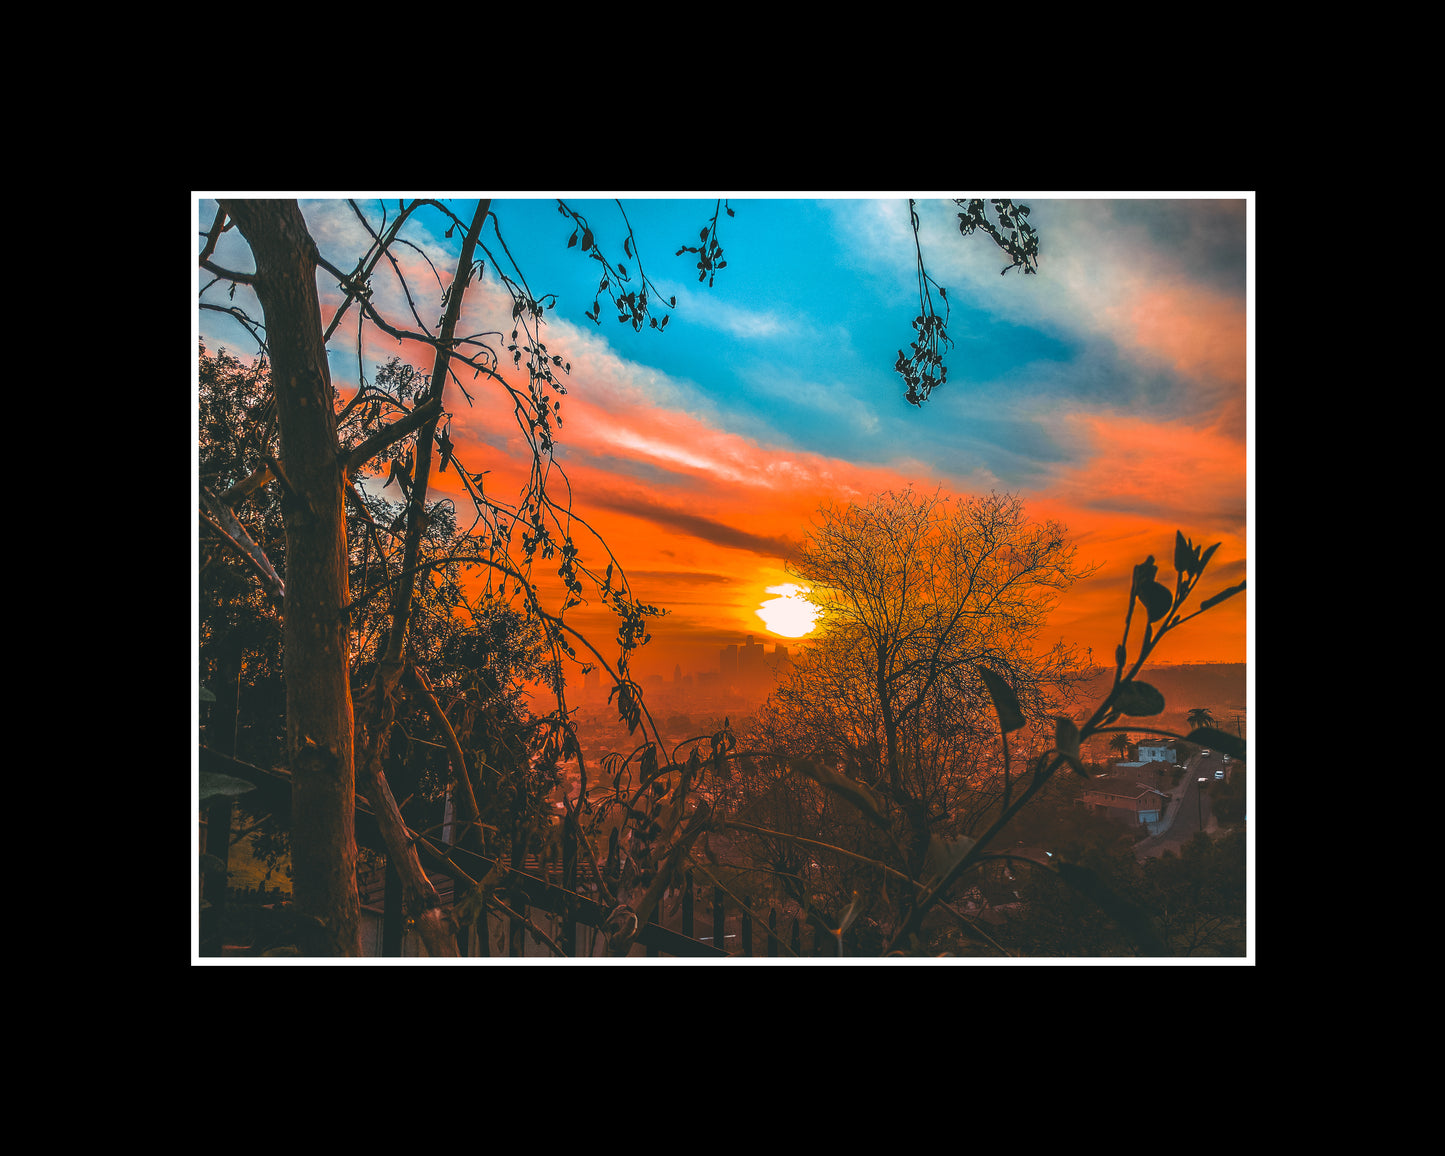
<box><xmin>741</xmin><ymin>488</ymin><xmax>1092</xmax><ymax>933</ymax></box>
<box><xmin>784</xmin><ymin>488</ymin><xmax>1091</xmax><ymax>794</ymax></box>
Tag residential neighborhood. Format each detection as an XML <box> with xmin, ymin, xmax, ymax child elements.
<box><xmin>1077</xmin><ymin>739</ymin><xmax>1237</xmax><ymax>846</ymax></box>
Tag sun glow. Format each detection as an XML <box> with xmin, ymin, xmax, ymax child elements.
<box><xmin>755</xmin><ymin>584</ymin><xmax>821</xmax><ymax>638</ymax></box>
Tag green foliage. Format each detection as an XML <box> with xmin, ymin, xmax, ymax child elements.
<box><xmin>200</xmin><ymin>769</ymin><xmax>257</xmax><ymax>804</ymax></box>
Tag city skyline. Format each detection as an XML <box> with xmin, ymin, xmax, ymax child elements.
<box><xmin>579</xmin><ymin>631</ymin><xmax>791</xmax><ymax>700</ymax></box>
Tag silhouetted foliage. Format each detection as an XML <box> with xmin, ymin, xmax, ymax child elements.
<box><xmin>198</xmin><ymin>198</ymin><xmax>739</xmax><ymax>954</ymax></box>
<box><xmin>707</xmin><ymin>517</ymin><xmax>1245</xmax><ymax>956</ymax></box>
<box><xmin>897</xmin><ymin>198</ymin><xmax>1041</xmax><ymax>406</ymax></box>
<box><xmin>199</xmin><ymin>198</ymin><xmax>1244</xmax><ymax>960</ymax></box>
<box><xmin>1210</xmin><ymin>769</ymin><xmax>1246</xmax><ymax>827</ymax></box>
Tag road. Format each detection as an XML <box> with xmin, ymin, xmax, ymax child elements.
<box><xmin>1135</xmin><ymin>749</ymin><xmax>1230</xmax><ymax>859</ymax></box>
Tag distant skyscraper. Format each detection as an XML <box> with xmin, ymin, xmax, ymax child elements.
<box><xmin>739</xmin><ymin>635</ymin><xmax>765</xmax><ymax>693</ymax></box>
<box><xmin>720</xmin><ymin>643</ymin><xmax>738</xmax><ymax>682</ymax></box>
<box><xmin>673</xmin><ymin>663</ymin><xmax>682</xmax><ymax>683</ymax></box>
<box><xmin>771</xmin><ymin>643</ymin><xmax>791</xmax><ymax>680</ymax></box>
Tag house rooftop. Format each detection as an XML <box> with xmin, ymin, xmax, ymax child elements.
<box><xmin>1086</xmin><ymin>776</ymin><xmax>1165</xmax><ymax>799</ymax></box>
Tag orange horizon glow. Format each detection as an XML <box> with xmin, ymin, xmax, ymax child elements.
<box><xmin>309</xmin><ymin>202</ymin><xmax>1248</xmax><ymax>692</ymax></box>
<box><xmin>352</xmin><ymin>357</ymin><xmax>1247</xmax><ymax>686</ymax></box>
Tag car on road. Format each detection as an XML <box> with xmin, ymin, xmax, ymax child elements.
<box><xmin>1201</xmin><ymin>749</ymin><xmax>1211</xmax><ymax>756</ymax></box>
<box><xmin>1214</xmin><ymin>769</ymin><xmax>1225</xmax><ymax>780</ymax></box>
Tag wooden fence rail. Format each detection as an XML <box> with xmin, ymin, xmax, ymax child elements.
<box><xmin>201</xmin><ymin>747</ymin><xmax>812</xmax><ymax>959</ymax></box>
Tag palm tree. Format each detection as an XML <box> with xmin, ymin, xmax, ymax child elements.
<box><xmin>1186</xmin><ymin>707</ymin><xmax>1217</xmax><ymax>731</ymax></box>
<box><xmin>1108</xmin><ymin>733</ymin><xmax>1131</xmax><ymax>760</ymax></box>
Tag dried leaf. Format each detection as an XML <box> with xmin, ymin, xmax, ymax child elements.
<box><xmin>794</xmin><ymin>759</ymin><xmax>890</xmax><ymax>831</ymax></box>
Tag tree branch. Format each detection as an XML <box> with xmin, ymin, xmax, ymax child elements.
<box><xmin>339</xmin><ymin>395</ymin><xmax>442</xmax><ymax>480</ymax></box>
<box><xmin>354</xmin><ymin>741</ymin><xmax>459</xmax><ymax>958</ymax></box>
<box><xmin>403</xmin><ymin>663</ymin><xmax>481</xmax><ymax>837</ymax></box>
<box><xmin>200</xmin><ymin>487</ymin><xmax>284</xmax><ymax>600</ymax></box>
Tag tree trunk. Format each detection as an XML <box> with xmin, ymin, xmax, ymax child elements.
<box><xmin>344</xmin><ymin>201</ymin><xmax>492</xmax><ymax>960</ymax></box>
<box><xmin>357</xmin><ymin>746</ymin><xmax>456</xmax><ymax>957</ymax></box>
<box><xmin>224</xmin><ymin>199</ymin><xmax>360</xmax><ymax>956</ymax></box>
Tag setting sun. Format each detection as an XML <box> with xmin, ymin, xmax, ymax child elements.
<box><xmin>756</xmin><ymin>583</ymin><xmax>821</xmax><ymax>638</ymax></box>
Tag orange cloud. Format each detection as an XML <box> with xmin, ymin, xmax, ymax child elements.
<box><xmin>1104</xmin><ymin>282</ymin><xmax>1248</xmax><ymax>436</ymax></box>
<box><xmin>419</xmin><ymin>370</ymin><xmax>1250</xmax><ymax>682</ymax></box>
<box><xmin>337</xmin><ymin>266</ymin><xmax>1247</xmax><ymax>688</ymax></box>
<box><xmin>1117</xmin><ymin>285</ymin><xmax>1245</xmax><ymax>388</ymax></box>
<box><xmin>1012</xmin><ymin>413</ymin><xmax>1248</xmax><ymax>668</ymax></box>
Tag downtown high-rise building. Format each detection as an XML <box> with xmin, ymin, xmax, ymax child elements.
<box><xmin>720</xmin><ymin>643</ymin><xmax>738</xmax><ymax>683</ymax></box>
<box><xmin>738</xmin><ymin>635</ymin><xmax>765</xmax><ymax>688</ymax></box>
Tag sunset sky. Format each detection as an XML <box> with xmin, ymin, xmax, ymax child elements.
<box><xmin>195</xmin><ymin>194</ymin><xmax>1252</xmax><ymax>686</ymax></box>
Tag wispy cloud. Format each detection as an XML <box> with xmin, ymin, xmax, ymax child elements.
<box><xmin>835</xmin><ymin>197</ymin><xmax>1247</xmax><ymax>404</ymax></box>
<box><xmin>1044</xmin><ymin>413</ymin><xmax>1246</xmax><ymax>534</ymax></box>
<box><xmin>589</xmin><ymin>492</ymin><xmax>798</xmax><ymax>560</ymax></box>
<box><xmin>661</xmin><ymin>282</ymin><xmax>802</xmax><ymax>341</ymax></box>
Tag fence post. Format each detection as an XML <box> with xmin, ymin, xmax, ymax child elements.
<box><xmin>562</xmin><ymin>819</ymin><xmax>578</xmax><ymax>957</ymax></box>
<box><xmin>454</xmin><ymin>882</ymin><xmax>469</xmax><ymax>956</ymax></box>
<box><xmin>790</xmin><ymin>915</ymin><xmax>801</xmax><ymax>957</ymax></box>
<box><xmin>741</xmin><ymin>908</ymin><xmax>753</xmax><ymax>957</ymax></box>
<box><xmin>713</xmin><ymin>886</ymin><xmax>725</xmax><ymax>955</ymax></box>
<box><xmin>383</xmin><ymin>855</ymin><xmax>404</xmax><ymax>957</ymax></box>
<box><xmin>682</xmin><ymin>874</ymin><xmax>695</xmax><ymax>939</ymax></box>
<box><xmin>509</xmin><ymin>899</ymin><xmax>525</xmax><ymax>957</ymax></box>
<box><xmin>768</xmin><ymin>906</ymin><xmax>778</xmax><ymax>957</ymax></box>
<box><xmin>200</xmin><ymin>639</ymin><xmax>242</xmax><ymax>956</ymax></box>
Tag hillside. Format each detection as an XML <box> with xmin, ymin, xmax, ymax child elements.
<box><xmin>1069</xmin><ymin>662</ymin><xmax>1246</xmax><ymax>758</ymax></box>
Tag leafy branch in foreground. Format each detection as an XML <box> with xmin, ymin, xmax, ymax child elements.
<box><xmin>671</xmin><ymin>527</ymin><xmax>1242</xmax><ymax>957</ymax></box>
<box><xmin>897</xmin><ymin>198</ymin><xmax>1041</xmax><ymax>407</ymax></box>
<box><xmin>875</xmin><ymin>530</ymin><xmax>1244</xmax><ymax>952</ymax></box>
